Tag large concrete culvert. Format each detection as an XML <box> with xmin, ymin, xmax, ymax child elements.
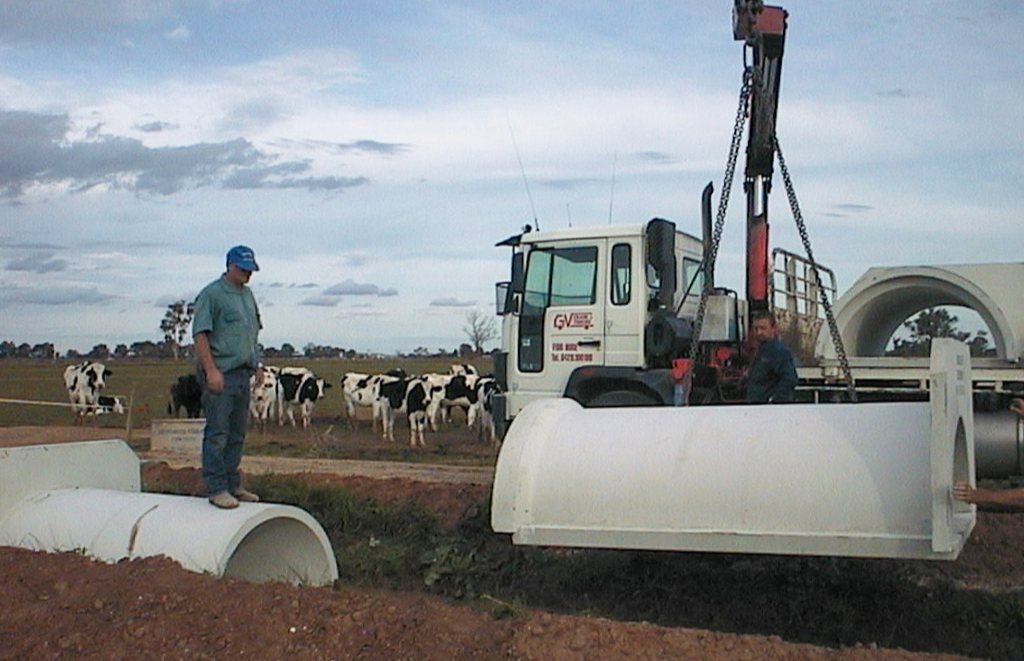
<box><xmin>816</xmin><ymin>264</ymin><xmax>1024</xmax><ymax>362</ymax></box>
<box><xmin>492</xmin><ymin>340</ymin><xmax>976</xmax><ymax>560</ymax></box>
<box><xmin>0</xmin><ymin>440</ymin><xmax>338</xmax><ymax>586</ymax></box>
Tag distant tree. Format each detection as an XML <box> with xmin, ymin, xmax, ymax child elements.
<box><xmin>65</xmin><ymin>348</ymin><xmax>81</xmax><ymax>359</ymax></box>
<box><xmin>463</xmin><ymin>310</ymin><xmax>498</xmax><ymax>355</ymax></box>
<box><xmin>28</xmin><ymin>343</ymin><xmax>55</xmax><ymax>359</ymax></box>
<box><xmin>888</xmin><ymin>307</ymin><xmax>993</xmax><ymax>358</ymax></box>
<box><xmin>130</xmin><ymin>340</ymin><xmax>161</xmax><ymax>359</ymax></box>
<box><xmin>303</xmin><ymin>343</ymin><xmax>342</xmax><ymax>358</ymax></box>
<box><xmin>114</xmin><ymin>344</ymin><xmax>129</xmax><ymax>359</ymax></box>
<box><xmin>967</xmin><ymin>330</ymin><xmax>997</xmax><ymax>358</ymax></box>
<box><xmin>160</xmin><ymin>300</ymin><xmax>195</xmax><ymax>360</ymax></box>
<box><xmin>458</xmin><ymin>343</ymin><xmax>474</xmax><ymax>358</ymax></box>
<box><xmin>263</xmin><ymin>344</ymin><xmax>296</xmax><ymax>358</ymax></box>
<box><xmin>87</xmin><ymin>344</ymin><xmax>110</xmax><ymax>360</ymax></box>
<box><xmin>0</xmin><ymin>341</ymin><xmax>15</xmax><ymax>358</ymax></box>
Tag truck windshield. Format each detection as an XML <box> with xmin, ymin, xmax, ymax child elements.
<box><xmin>523</xmin><ymin>246</ymin><xmax>598</xmax><ymax>312</ymax></box>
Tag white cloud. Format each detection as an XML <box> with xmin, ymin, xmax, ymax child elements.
<box><xmin>429</xmin><ymin>297</ymin><xmax>476</xmax><ymax>308</ymax></box>
<box><xmin>164</xmin><ymin>25</ymin><xmax>192</xmax><ymax>42</ymax></box>
<box><xmin>322</xmin><ymin>280</ymin><xmax>381</xmax><ymax>296</ymax></box>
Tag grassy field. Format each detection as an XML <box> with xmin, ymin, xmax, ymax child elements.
<box><xmin>0</xmin><ymin>356</ymin><xmax>494</xmax><ymax>431</ymax></box>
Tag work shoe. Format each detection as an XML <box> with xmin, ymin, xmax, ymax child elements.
<box><xmin>232</xmin><ymin>488</ymin><xmax>260</xmax><ymax>503</ymax></box>
<box><xmin>209</xmin><ymin>491</ymin><xmax>240</xmax><ymax>509</ymax></box>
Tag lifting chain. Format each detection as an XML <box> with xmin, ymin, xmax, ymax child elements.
<box><xmin>774</xmin><ymin>138</ymin><xmax>858</xmax><ymax>402</ymax></box>
<box><xmin>685</xmin><ymin>65</ymin><xmax>857</xmax><ymax>403</ymax></box>
<box><xmin>687</xmin><ymin>68</ymin><xmax>753</xmax><ymax>366</ymax></box>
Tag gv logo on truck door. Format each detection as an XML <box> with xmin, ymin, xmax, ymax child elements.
<box><xmin>553</xmin><ymin>311</ymin><xmax>594</xmax><ymax>331</ymax></box>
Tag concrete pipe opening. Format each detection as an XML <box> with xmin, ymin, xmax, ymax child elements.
<box><xmin>225</xmin><ymin>515</ymin><xmax>337</xmax><ymax>584</ymax></box>
<box><xmin>817</xmin><ymin>265</ymin><xmax>1024</xmax><ymax>361</ymax></box>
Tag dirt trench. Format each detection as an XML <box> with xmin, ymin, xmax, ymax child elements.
<box><xmin>0</xmin><ymin>425</ymin><xmax>1020</xmax><ymax>660</ymax></box>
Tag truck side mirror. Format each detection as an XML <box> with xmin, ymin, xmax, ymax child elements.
<box><xmin>510</xmin><ymin>252</ymin><xmax>525</xmax><ymax>294</ymax></box>
<box><xmin>496</xmin><ymin>282</ymin><xmax>511</xmax><ymax>315</ymax></box>
<box><xmin>646</xmin><ymin>218</ymin><xmax>677</xmax><ymax>309</ymax></box>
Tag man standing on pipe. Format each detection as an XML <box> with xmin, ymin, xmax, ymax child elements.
<box><xmin>193</xmin><ymin>245</ymin><xmax>263</xmax><ymax>509</ymax></box>
<box><xmin>745</xmin><ymin>310</ymin><xmax>797</xmax><ymax>404</ymax></box>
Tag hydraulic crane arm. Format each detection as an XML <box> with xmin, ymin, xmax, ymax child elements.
<box><xmin>733</xmin><ymin>0</ymin><xmax>787</xmax><ymax>314</ymax></box>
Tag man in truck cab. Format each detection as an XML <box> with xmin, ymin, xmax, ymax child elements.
<box><xmin>745</xmin><ymin>310</ymin><xmax>798</xmax><ymax>404</ymax></box>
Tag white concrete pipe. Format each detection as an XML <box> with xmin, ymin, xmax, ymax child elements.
<box><xmin>492</xmin><ymin>339</ymin><xmax>976</xmax><ymax>560</ymax></box>
<box><xmin>974</xmin><ymin>410</ymin><xmax>1024</xmax><ymax>479</ymax></box>
<box><xmin>815</xmin><ymin>263</ymin><xmax>1024</xmax><ymax>361</ymax></box>
<box><xmin>0</xmin><ymin>440</ymin><xmax>338</xmax><ymax>586</ymax></box>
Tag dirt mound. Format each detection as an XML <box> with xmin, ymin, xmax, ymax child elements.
<box><xmin>141</xmin><ymin>462</ymin><xmax>488</xmax><ymax>530</ymax></box>
<box><xmin>0</xmin><ymin>547</ymin><xmax>978</xmax><ymax>661</ymax></box>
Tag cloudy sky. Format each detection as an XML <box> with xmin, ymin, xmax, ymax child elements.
<box><xmin>0</xmin><ymin>1</ymin><xmax>1020</xmax><ymax>355</ymax></box>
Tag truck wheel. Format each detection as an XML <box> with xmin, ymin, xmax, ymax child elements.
<box><xmin>586</xmin><ymin>390</ymin><xmax>660</xmax><ymax>408</ymax></box>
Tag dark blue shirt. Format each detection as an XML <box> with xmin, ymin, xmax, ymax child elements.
<box><xmin>745</xmin><ymin>338</ymin><xmax>797</xmax><ymax>403</ymax></box>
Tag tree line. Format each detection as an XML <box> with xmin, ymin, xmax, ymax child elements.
<box><xmin>0</xmin><ymin>306</ymin><xmax>989</xmax><ymax>362</ymax></box>
<box><xmin>0</xmin><ymin>301</ymin><xmax>500</xmax><ymax>361</ymax></box>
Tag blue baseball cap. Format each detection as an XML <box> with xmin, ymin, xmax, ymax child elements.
<box><xmin>226</xmin><ymin>245</ymin><xmax>259</xmax><ymax>272</ymax></box>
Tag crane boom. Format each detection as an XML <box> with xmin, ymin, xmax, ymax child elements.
<box><xmin>733</xmin><ymin>1</ymin><xmax>787</xmax><ymax>315</ymax></box>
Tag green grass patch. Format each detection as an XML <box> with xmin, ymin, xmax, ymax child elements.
<box><xmin>247</xmin><ymin>475</ymin><xmax>444</xmax><ymax>590</ymax></box>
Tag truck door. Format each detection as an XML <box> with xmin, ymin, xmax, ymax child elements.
<box><xmin>512</xmin><ymin>241</ymin><xmax>605</xmax><ymax>414</ymax></box>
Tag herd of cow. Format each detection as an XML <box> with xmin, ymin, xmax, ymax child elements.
<box><xmin>64</xmin><ymin>360</ymin><xmax>499</xmax><ymax>447</ymax></box>
<box><xmin>338</xmin><ymin>365</ymin><xmax>500</xmax><ymax>447</ymax></box>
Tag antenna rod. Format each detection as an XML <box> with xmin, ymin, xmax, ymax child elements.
<box><xmin>608</xmin><ymin>151</ymin><xmax>618</xmax><ymax>225</ymax></box>
<box><xmin>506</xmin><ymin>110</ymin><xmax>539</xmax><ymax>231</ymax></box>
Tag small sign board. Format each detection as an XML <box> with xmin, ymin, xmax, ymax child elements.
<box><xmin>150</xmin><ymin>418</ymin><xmax>204</xmax><ymax>453</ymax></box>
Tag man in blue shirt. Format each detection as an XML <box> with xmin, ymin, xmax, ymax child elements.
<box><xmin>193</xmin><ymin>245</ymin><xmax>263</xmax><ymax>509</ymax></box>
<box><xmin>745</xmin><ymin>310</ymin><xmax>797</xmax><ymax>404</ymax></box>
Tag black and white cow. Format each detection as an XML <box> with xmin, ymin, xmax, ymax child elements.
<box><xmin>63</xmin><ymin>361</ymin><xmax>112</xmax><ymax>422</ymax></box>
<box><xmin>87</xmin><ymin>397</ymin><xmax>124</xmax><ymax>417</ymax></box>
<box><xmin>378</xmin><ymin>375</ymin><xmax>436</xmax><ymax>447</ymax></box>
<box><xmin>340</xmin><ymin>369</ymin><xmax>408</xmax><ymax>430</ymax></box>
<box><xmin>471</xmin><ymin>377</ymin><xmax>501</xmax><ymax>446</ymax></box>
<box><xmin>167</xmin><ymin>373</ymin><xmax>203</xmax><ymax>418</ymax></box>
<box><xmin>277</xmin><ymin>367</ymin><xmax>332</xmax><ymax>428</ymax></box>
<box><xmin>249</xmin><ymin>366</ymin><xmax>280</xmax><ymax>429</ymax></box>
<box><xmin>339</xmin><ymin>372</ymin><xmax>374</xmax><ymax>427</ymax></box>
<box><xmin>425</xmin><ymin>372</ymin><xmax>485</xmax><ymax>430</ymax></box>
<box><xmin>448</xmin><ymin>363</ymin><xmax>479</xmax><ymax>377</ymax></box>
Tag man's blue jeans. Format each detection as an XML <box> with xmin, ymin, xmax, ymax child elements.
<box><xmin>200</xmin><ymin>368</ymin><xmax>252</xmax><ymax>496</ymax></box>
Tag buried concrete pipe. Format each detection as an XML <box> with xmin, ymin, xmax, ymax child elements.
<box><xmin>0</xmin><ymin>440</ymin><xmax>338</xmax><ymax>586</ymax></box>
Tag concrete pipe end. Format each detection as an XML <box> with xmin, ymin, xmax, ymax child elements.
<box><xmin>222</xmin><ymin>506</ymin><xmax>339</xmax><ymax>586</ymax></box>
<box><xmin>0</xmin><ymin>441</ymin><xmax>338</xmax><ymax>587</ymax></box>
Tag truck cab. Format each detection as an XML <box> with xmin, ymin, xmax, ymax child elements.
<box><xmin>492</xmin><ymin>218</ymin><xmax>742</xmax><ymax>433</ymax></box>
